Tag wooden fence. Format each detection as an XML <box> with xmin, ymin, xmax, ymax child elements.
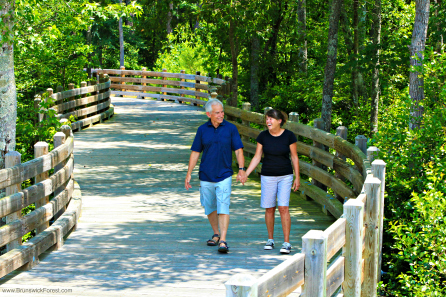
<box><xmin>0</xmin><ymin>76</ymin><xmax>114</xmax><ymax>277</ymax></box>
<box><xmin>92</xmin><ymin>67</ymin><xmax>232</xmax><ymax>106</ymax></box>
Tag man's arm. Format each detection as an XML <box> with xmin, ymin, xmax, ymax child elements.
<box><xmin>234</xmin><ymin>148</ymin><xmax>247</xmax><ymax>184</ymax></box>
<box><xmin>185</xmin><ymin>151</ymin><xmax>200</xmax><ymax>190</ymax></box>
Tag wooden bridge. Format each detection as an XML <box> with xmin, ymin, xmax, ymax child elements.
<box><xmin>0</xmin><ymin>70</ymin><xmax>386</xmax><ymax>297</ymax></box>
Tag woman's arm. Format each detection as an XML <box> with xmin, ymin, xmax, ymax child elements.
<box><xmin>290</xmin><ymin>142</ymin><xmax>300</xmax><ymax>191</ymax></box>
<box><xmin>245</xmin><ymin>143</ymin><xmax>263</xmax><ymax>178</ymax></box>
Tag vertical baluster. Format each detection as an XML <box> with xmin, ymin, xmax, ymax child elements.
<box><xmin>372</xmin><ymin>159</ymin><xmax>386</xmax><ymax>282</ymax></box>
<box><xmin>313</xmin><ymin>118</ymin><xmax>327</xmax><ymax>195</ymax></box>
<box><xmin>179</xmin><ymin>69</ymin><xmax>185</xmax><ymax>104</ymax></box>
<box><xmin>195</xmin><ymin>71</ymin><xmax>200</xmax><ymax>106</ymax></box>
<box><xmin>301</xmin><ymin>230</ymin><xmax>328</xmax><ymax>297</ymax></box>
<box><xmin>120</xmin><ymin>66</ymin><xmax>126</xmax><ymax>96</ymax></box>
<box><xmin>141</xmin><ymin>67</ymin><xmax>147</xmax><ymax>99</ymax></box>
<box><xmin>336</xmin><ymin>126</ymin><xmax>348</xmax><ymax>202</ymax></box>
<box><xmin>35</xmin><ymin>142</ymin><xmax>49</xmax><ymax>234</ymax></box>
<box><xmin>5</xmin><ymin>151</ymin><xmax>22</xmax><ymax>251</ymax></box>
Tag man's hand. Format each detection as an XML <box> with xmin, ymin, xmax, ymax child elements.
<box><xmin>237</xmin><ymin>170</ymin><xmax>247</xmax><ymax>185</ymax></box>
<box><xmin>185</xmin><ymin>174</ymin><xmax>192</xmax><ymax>190</ymax></box>
<box><xmin>292</xmin><ymin>178</ymin><xmax>300</xmax><ymax>192</ymax></box>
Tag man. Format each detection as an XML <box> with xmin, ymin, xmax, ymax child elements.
<box><xmin>185</xmin><ymin>98</ymin><xmax>246</xmax><ymax>253</ymax></box>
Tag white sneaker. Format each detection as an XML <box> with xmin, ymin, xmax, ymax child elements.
<box><xmin>264</xmin><ymin>239</ymin><xmax>275</xmax><ymax>250</ymax></box>
<box><xmin>280</xmin><ymin>242</ymin><xmax>292</xmax><ymax>254</ymax></box>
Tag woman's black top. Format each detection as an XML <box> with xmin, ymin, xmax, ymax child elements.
<box><xmin>256</xmin><ymin>129</ymin><xmax>297</xmax><ymax>176</ymax></box>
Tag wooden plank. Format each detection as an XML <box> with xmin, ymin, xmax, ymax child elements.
<box><xmin>0</xmin><ymin>179</ymin><xmax>74</xmax><ymax>247</ymax></box>
<box><xmin>109</xmin><ymin>77</ymin><xmax>210</xmax><ymax>90</ymax></box>
<box><xmin>343</xmin><ymin>198</ymin><xmax>364</xmax><ymax>297</ymax></box>
<box><xmin>70</xmin><ymin>106</ymin><xmax>114</xmax><ymax>131</ymax></box>
<box><xmin>372</xmin><ymin>160</ymin><xmax>386</xmax><ymax>282</ymax></box>
<box><xmin>299</xmin><ymin>161</ymin><xmax>356</xmax><ymax>201</ymax></box>
<box><xmin>51</xmin><ymin>81</ymin><xmax>110</xmax><ymax>102</ymax></box>
<box><xmin>110</xmin><ymin>84</ymin><xmax>210</xmax><ymax>98</ymax></box>
<box><xmin>323</xmin><ymin>218</ymin><xmax>346</xmax><ymax>260</ymax></box>
<box><xmin>257</xmin><ymin>253</ymin><xmax>305</xmax><ymax>297</ymax></box>
<box><xmin>34</xmin><ymin>142</ymin><xmax>49</xmax><ymax>234</ymax></box>
<box><xmin>0</xmin><ymin>136</ymin><xmax>74</xmax><ymax>189</ymax></box>
<box><xmin>112</xmin><ymin>91</ymin><xmax>160</xmax><ymax>99</ymax></box>
<box><xmin>299</xmin><ymin>181</ymin><xmax>343</xmax><ymax>218</ymax></box>
<box><xmin>52</xmin><ymin>91</ymin><xmax>111</xmax><ymax>114</ymax></box>
<box><xmin>326</xmin><ymin>256</ymin><xmax>345</xmax><ymax>297</ymax></box>
<box><xmin>302</xmin><ymin>230</ymin><xmax>328</xmax><ymax>297</ymax></box>
<box><xmin>58</xmin><ymin>99</ymin><xmax>110</xmax><ymax>120</ymax></box>
<box><xmin>0</xmin><ymin>156</ymin><xmax>74</xmax><ymax>218</ymax></box>
<box><xmin>160</xmin><ymin>95</ymin><xmax>206</xmax><ymax>106</ymax></box>
<box><xmin>5</xmin><ymin>152</ymin><xmax>22</xmax><ymax>251</ymax></box>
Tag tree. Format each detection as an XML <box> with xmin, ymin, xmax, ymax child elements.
<box><xmin>321</xmin><ymin>0</ymin><xmax>343</xmax><ymax>132</ymax></box>
<box><xmin>370</xmin><ymin>0</ymin><xmax>381</xmax><ymax>134</ymax></box>
<box><xmin>119</xmin><ymin>0</ymin><xmax>124</xmax><ymax>67</ymax></box>
<box><xmin>297</xmin><ymin>0</ymin><xmax>307</xmax><ymax>74</ymax></box>
<box><xmin>409</xmin><ymin>0</ymin><xmax>430</xmax><ymax>130</ymax></box>
<box><xmin>0</xmin><ymin>0</ymin><xmax>17</xmax><ymax>170</ymax></box>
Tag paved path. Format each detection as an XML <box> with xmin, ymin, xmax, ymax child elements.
<box><xmin>0</xmin><ymin>97</ymin><xmax>334</xmax><ymax>296</ymax></box>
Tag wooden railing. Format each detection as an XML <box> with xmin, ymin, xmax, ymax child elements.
<box><xmin>222</xmin><ymin>103</ymin><xmax>386</xmax><ymax>297</ymax></box>
<box><xmin>92</xmin><ymin>67</ymin><xmax>231</xmax><ymax>106</ymax></box>
<box><xmin>0</xmin><ymin>76</ymin><xmax>114</xmax><ymax>277</ymax></box>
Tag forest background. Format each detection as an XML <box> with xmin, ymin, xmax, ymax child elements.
<box><xmin>1</xmin><ymin>0</ymin><xmax>445</xmax><ymax>295</ymax></box>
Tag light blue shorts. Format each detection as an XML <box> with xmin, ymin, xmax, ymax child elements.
<box><xmin>260</xmin><ymin>174</ymin><xmax>294</xmax><ymax>208</ymax></box>
<box><xmin>200</xmin><ymin>176</ymin><xmax>232</xmax><ymax>215</ymax></box>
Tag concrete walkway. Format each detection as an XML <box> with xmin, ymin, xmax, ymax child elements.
<box><xmin>0</xmin><ymin>97</ymin><xmax>334</xmax><ymax>296</ymax></box>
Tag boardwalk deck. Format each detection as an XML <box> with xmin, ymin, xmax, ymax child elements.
<box><xmin>0</xmin><ymin>97</ymin><xmax>335</xmax><ymax>296</ymax></box>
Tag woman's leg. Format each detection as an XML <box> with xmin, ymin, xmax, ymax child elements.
<box><xmin>278</xmin><ymin>206</ymin><xmax>291</xmax><ymax>243</ymax></box>
<box><xmin>265</xmin><ymin>207</ymin><xmax>276</xmax><ymax>239</ymax></box>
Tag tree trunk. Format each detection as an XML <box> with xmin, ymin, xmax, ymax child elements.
<box><xmin>321</xmin><ymin>0</ymin><xmax>343</xmax><ymax>132</ymax></box>
<box><xmin>435</xmin><ymin>0</ymin><xmax>443</xmax><ymax>52</ymax></box>
<box><xmin>352</xmin><ymin>0</ymin><xmax>359</xmax><ymax>106</ymax></box>
<box><xmin>409</xmin><ymin>0</ymin><xmax>430</xmax><ymax>130</ymax></box>
<box><xmin>250</xmin><ymin>35</ymin><xmax>260</xmax><ymax>110</ymax></box>
<box><xmin>167</xmin><ymin>2</ymin><xmax>173</xmax><ymax>34</ymax></box>
<box><xmin>370</xmin><ymin>0</ymin><xmax>381</xmax><ymax>134</ymax></box>
<box><xmin>0</xmin><ymin>0</ymin><xmax>17</xmax><ymax>171</ymax></box>
<box><xmin>297</xmin><ymin>0</ymin><xmax>307</xmax><ymax>74</ymax></box>
<box><xmin>228</xmin><ymin>19</ymin><xmax>238</xmax><ymax>107</ymax></box>
<box><xmin>86</xmin><ymin>25</ymin><xmax>92</xmax><ymax>79</ymax></box>
<box><xmin>194</xmin><ymin>2</ymin><xmax>201</xmax><ymax>30</ymax></box>
<box><xmin>119</xmin><ymin>0</ymin><xmax>124</xmax><ymax>67</ymax></box>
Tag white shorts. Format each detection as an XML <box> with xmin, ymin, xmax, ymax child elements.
<box><xmin>260</xmin><ymin>174</ymin><xmax>294</xmax><ymax>208</ymax></box>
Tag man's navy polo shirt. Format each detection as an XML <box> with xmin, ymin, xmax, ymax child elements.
<box><xmin>191</xmin><ymin>119</ymin><xmax>244</xmax><ymax>182</ymax></box>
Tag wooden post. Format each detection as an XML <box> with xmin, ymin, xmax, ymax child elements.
<box><xmin>225</xmin><ymin>76</ymin><xmax>230</xmax><ymax>97</ymax></box>
<box><xmin>35</xmin><ymin>142</ymin><xmax>49</xmax><ymax>234</ymax></box>
<box><xmin>195</xmin><ymin>71</ymin><xmax>200</xmax><ymax>106</ymax></box>
<box><xmin>90</xmin><ymin>80</ymin><xmax>98</xmax><ymax>123</ymax></box>
<box><xmin>56</xmin><ymin>85</ymin><xmax>63</xmax><ymax>93</ymax></box>
<box><xmin>361</xmin><ymin>175</ymin><xmax>381</xmax><ymax>297</ymax></box>
<box><xmin>372</xmin><ymin>159</ymin><xmax>386</xmax><ymax>282</ymax></box>
<box><xmin>313</xmin><ymin>118</ymin><xmax>327</xmax><ymax>193</ymax></box>
<box><xmin>34</xmin><ymin>95</ymin><xmax>43</xmax><ymax>124</ymax></box>
<box><xmin>367</xmin><ymin>146</ymin><xmax>380</xmax><ymax>163</ymax></box>
<box><xmin>141</xmin><ymin>67</ymin><xmax>147</xmax><ymax>99</ymax></box>
<box><xmin>343</xmin><ymin>199</ymin><xmax>364</xmax><ymax>296</ymax></box>
<box><xmin>225</xmin><ymin>273</ymin><xmax>258</xmax><ymax>297</ymax></box>
<box><xmin>289</xmin><ymin>112</ymin><xmax>299</xmax><ymax>141</ymax></box>
<box><xmin>52</xmin><ymin>131</ymin><xmax>67</xmax><ymax>227</ymax></box>
<box><xmin>5</xmin><ymin>151</ymin><xmax>22</xmax><ymax>251</ymax></box>
<box><xmin>302</xmin><ymin>230</ymin><xmax>328</xmax><ymax>297</ymax></box>
<box><xmin>179</xmin><ymin>69</ymin><xmax>185</xmax><ymax>104</ymax></box>
<box><xmin>242</xmin><ymin>102</ymin><xmax>252</xmax><ymax>158</ymax></box>
<box><xmin>162</xmin><ymin>68</ymin><xmax>167</xmax><ymax>100</ymax></box>
<box><xmin>67</xmin><ymin>83</ymin><xmax>75</xmax><ymax>114</ymax></box>
<box><xmin>120</xmin><ymin>66</ymin><xmax>125</xmax><ymax>96</ymax></box>
<box><xmin>336</xmin><ymin>126</ymin><xmax>348</xmax><ymax>202</ymax></box>
<box><xmin>355</xmin><ymin>135</ymin><xmax>367</xmax><ymax>155</ymax></box>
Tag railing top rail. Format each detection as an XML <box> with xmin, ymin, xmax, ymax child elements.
<box><xmin>0</xmin><ymin>135</ymin><xmax>74</xmax><ymax>189</ymax></box>
<box><xmin>94</xmin><ymin>69</ymin><xmax>226</xmax><ymax>85</ymax></box>
<box><xmin>50</xmin><ymin>80</ymin><xmax>110</xmax><ymax>103</ymax></box>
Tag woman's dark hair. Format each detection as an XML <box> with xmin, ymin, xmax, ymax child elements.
<box><xmin>265</xmin><ymin>109</ymin><xmax>288</xmax><ymax>127</ymax></box>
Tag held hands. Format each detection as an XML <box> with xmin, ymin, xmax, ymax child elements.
<box><xmin>237</xmin><ymin>170</ymin><xmax>248</xmax><ymax>185</ymax></box>
<box><xmin>292</xmin><ymin>178</ymin><xmax>300</xmax><ymax>192</ymax></box>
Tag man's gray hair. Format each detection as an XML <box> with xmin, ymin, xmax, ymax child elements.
<box><xmin>205</xmin><ymin>98</ymin><xmax>224</xmax><ymax>113</ymax></box>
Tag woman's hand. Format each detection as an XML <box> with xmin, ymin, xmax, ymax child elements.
<box><xmin>292</xmin><ymin>178</ymin><xmax>300</xmax><ymax>192</ymax></box>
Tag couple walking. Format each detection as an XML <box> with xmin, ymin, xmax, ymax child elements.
<box><xmin>185</xmin><ymin>99</ymin><xmax>300</xmax><ymax>254</ymax></box>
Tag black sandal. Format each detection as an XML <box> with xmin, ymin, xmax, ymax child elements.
<box><xmin>218</xmin><ymin>240</ymin><xmax>229</xmax><ymax>253</ymax></box>
<box><xmin>207</xmin><ymin>234</ymin><xmax>220</xmax><ymax>246</ymax></box>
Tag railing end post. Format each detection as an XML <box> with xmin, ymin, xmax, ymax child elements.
<box><xmin>225</xmin><ymin>273</ymin><xmax>258</xmax><ymax>297</ymax></box>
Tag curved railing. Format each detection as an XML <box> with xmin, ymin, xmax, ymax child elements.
<box><xmin>0</xmin><ymin>76</ymin><xmax>114</xmax><ymax>278</ymax></box>
<box><xmin>98</xmin><ymin>67</ymin><xmax>386</xmax><ymax>296</ymax></box>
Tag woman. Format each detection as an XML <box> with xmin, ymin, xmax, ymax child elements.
<box><xmin>243</xmin><ymin>109</ymin><xmax>300</xmax><ymax>254</ymax></box>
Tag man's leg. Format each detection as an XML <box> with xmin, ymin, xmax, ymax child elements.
<box><xmin>208</xmin><ymin>210</ymin><xmax>219</xmax><ymax>236</ymax></box>
<box><xmin>218</xmin><ymin>214</ymin><xmax>230</xmax><ymax>243</ymax></box>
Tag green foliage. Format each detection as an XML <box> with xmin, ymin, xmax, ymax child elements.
<box><xmin>371</xmin><ymin>49</ymin><xmax>446</xmax><ymax>296</ymax></box>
